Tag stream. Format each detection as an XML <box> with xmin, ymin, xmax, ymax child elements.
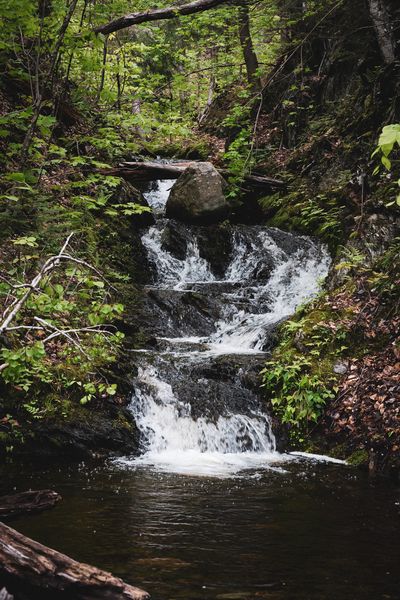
<box><xmin>120</xmin><ymin>178</ymin><xmax>331</xmax><ymax>477</ymax></box>
<box><xmin>1</xmin><ymin>179</ymin><xmax>399</xmax><ymax>599</ymax></box>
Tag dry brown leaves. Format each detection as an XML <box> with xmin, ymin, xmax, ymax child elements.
<box><xmin>324</xmin><ymin>278</ymin><xmax>400</xmax><ymax>461</ymax></box>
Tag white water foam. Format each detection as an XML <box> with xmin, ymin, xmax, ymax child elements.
<box><xmin>209</xmin><ymin>232</ymin><xmax>331</xmax><ymax>352</ymax></box>
<box><xmin>142</xmin><ymin>225</ymin><xmax>215</xmax><ymax>289</ymax></box>
<box><xmin>116</xmin><ymin>365</ymin><xmax>283</xmax><ymax>477</ymax></box>
<box><xmin>143</xmin><ymin>179</ymin><xmax>173</xmax><ymax>213</ymax></box>
<box><xmin>115</xmin><ymin>179</ymin><xmax>339</xmax><ymax>477</ymax></box>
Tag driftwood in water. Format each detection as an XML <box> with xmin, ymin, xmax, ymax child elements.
<box><xmin>0</xmin><ymin>521</ymin><xmax>149</xmax><ymax>599</ymax></box>
<box><xmin>0</xmin><ymin>490</ymin><xmax>61</xmax><ymax>520</ymax></box>
<box><xmin>98</xmin><ymin>160</ymin><xmax>285</xmax><ymax>192</ymax></box>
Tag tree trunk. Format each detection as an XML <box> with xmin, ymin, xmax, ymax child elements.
<box><xmin>368</xmin><ymin>0</ymin><xmax>396</xmax><ymax>64</ymax></box>
<box><xmin>132</xmin><ymin>97</ymin><xmax>145</xmax><ymax>138</ymax></box>
<box><xmin>21</xmin><ymin>0</ymin><xmax>79</xmax><ymax>163</ymax></box>
<box><xmin>238</xmin><ymin>1</ymin><xmax>261</xmax><ymax>92</ymax></box>
<box><xmin>0</xmin><ymin>522</ymin><xmax>149</xmax><ymax>600</ymax></box>
<box><xmin>198</xmin><ymin>47</ymin><xmax>217</xmax><ymax>123</ymax></box>
<box><xmin>97</xmin><ymin>35</ymin><xmax>109</xmax><ymax>101</ymax></box>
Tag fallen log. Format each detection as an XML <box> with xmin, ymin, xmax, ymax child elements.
<box><xmin>117</xmin><ymin>160</ymin><xmax>190</xmax><ymax>180</ymax></box>
<box><xmin>98</xmin><ymin>160</ymin><xmax>285</xmax><ymax>191</ymax></box>
<box><xmin>0</xmin><ymin>588</ymin><xmax>13</xmax><ymax>600</ymax></box>
<box><xmin>0</xmin><ymin>521</ymin><xmax>149</xmax><ymax>599</ymax></box>
<box><xmin>94</xmin><ymin>0</ymin><xmax>229</xmax><ymax>35</ymax></box>
<box><xmin>0</xmin><ymin>490</ymin><xmax>61</xmax><ymax>520</ymax></box>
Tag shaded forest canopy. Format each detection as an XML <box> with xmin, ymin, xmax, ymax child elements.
<box><xmin>0</xmin><ymin>0</ymin><xmax>399</xmax><ymax>470</ymax></box>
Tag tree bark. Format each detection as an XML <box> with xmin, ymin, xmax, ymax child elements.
<box><xmin>21</xmin><ymin>0</ymin><xmax>79</xmax><ymax>163</ymax></box>
<box><xmin>97</xmin><ymin>35</ymin><xmax>109</xmax><ymax>101</ymax></box>
<box><xmin>237</xmin><ymin>1</ymin><xmax>261</xmax><ymax>92</ymax></box>
<box><xmin>368</xmin><ymin>0</ymin><xmax>396</xmax><ymax>64</ymax></box>
<box><xmin>94</xmin><ymin>0</ymin><xmax>230</xmax><ymax>35</ymax></box>
<box><xmin>0</xmin><ymin>522</ymin><xmax>149</xmax><ymax>600</ymax></box>
<box><xmin>198</xmin><ymin>47</ymin><xmax>217</xmax><ymax>123</ymax></box>
<box><xmin>98</xmin><ymin>160</ymin><xmax>285</xmax><ymax>190</ymax></box>
<box><xmin>0</xmin><ymin>490</ymin><xmax>61</xmax><ymax>520</ymax></box>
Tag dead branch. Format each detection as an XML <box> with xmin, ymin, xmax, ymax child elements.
<box><xmin>94</xmin><ymin>0</ymin><xmax>231</xmax><ymax>35</ymax></box>
<box><xmin>98</xmin><ymin>160</ymin><xmax>285</xmax><ymax>191</ymax></box>
<box><xmin>0</xmin><ymin>490</ymin><xmax>61</xmax><ymax>520</ymax></box>
<box><xmin>0</xmin><ymin>233</ymin><xmax>116</xmax><ymax>338</ymax></box>
<box><xmin>0</xmin><ymin>521</ymin><xmax>149</xmax><ymax>599</ymax></box>
<box><xmin>0</xmin><ymin>233</ymin><xmax>74</xmax><ymax>335</ymax></box>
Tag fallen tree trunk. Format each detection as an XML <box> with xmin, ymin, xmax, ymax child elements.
<box><xmin>0</xmin><ymin>490</ymin><xmax>61</xmax><ymax>520</ymax></box>
<box><xmin>94</xmin><ymin>0</ymin><xmax>230</xmax><ymax>35</ymax></box>
<box><xmin>98</xmin><ymin>160</ymin><xmax>285</xmax><ymax>191</ymax></box>
<box><xmin>0</xmin><ymin>521</ymin><xmax>149</xmax><ymax>600</ymax></box>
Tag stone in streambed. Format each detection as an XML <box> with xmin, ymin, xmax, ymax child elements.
<box><xmin>166</xmin><ymin>162</ymin><xmax>228</xmax><ymax>224</ymax></box>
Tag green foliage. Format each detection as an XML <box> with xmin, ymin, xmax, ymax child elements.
<box><xmin>372</xmin><ymin>124</ymin><xmax>400</xmax><ymax>208</ymax></box>
<box><xmin>262</xmin><ymin>355</ymin><xmax>336</xmax><ymax>428</ymax></box>
<box><xmin>367</xmin><ymin>236</ymin><xmax>400</xmax><ymax>299</ymax></box>
<box><xmin>334</xmin><ymin>246</ymin><xmax>367</xmax><ymax>279</ymax></box>
<box><xmin>259</xmin><ymin>184</ymin><xmax>343</xmax><ymax>249</ymax></box>
<box><xmin>0</xmin><ymin>245</ymin><xmax>126</xmax><ymax>415</ymax></box>
<box><xmin>261</xmin><ymin>298</ymin><xmax>351</xmax><ymax>439</ymax></box>
<box><xmin>0</xmin><ymin>0</ymin><xmax>284</xmax><ymax>169</ymax></box>
<box><xmin>1</xmin><ymin>342</ymin><xmax>51</xmax><ymax>393</ymax></box>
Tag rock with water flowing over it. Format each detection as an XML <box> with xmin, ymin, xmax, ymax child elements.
<box><xmin>166</xmin><ymin>162</ymin><xmax>228</xmax><ymax>224</ymax></box>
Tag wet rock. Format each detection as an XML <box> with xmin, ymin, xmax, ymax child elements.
<box><xmin>166</xmin><ymin>162</ymin><xmax>228</xmax><ymax>224</ymax></box>
<box><xmin>162</xmin><ymin>354</ymin><xmax>267</xmax><ymax>422</ymax></box>
<box><xmin>141</xmin><ymin>287</ymin><xmax>221</xmax><ymax>338</ymax></box>
<box><xmin>161</xmin><ymin>221</ymin><xmax>188</xmax><ymax>260</ymax></box>
<box><xmin>196</xmin><ymin>223</ymin><xmax>233</xmax><ymax>278</ymax></box>
<box><xmin>27</xmin><ymin>405</ymin><xmax>140</xmax><ymax>459</ymax></box>
<box><xmin>267</xmin><ymin>227</ymin><xmax>314</xmax><ymax>255</ymax></box>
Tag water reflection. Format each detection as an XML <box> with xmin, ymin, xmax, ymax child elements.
<box><xmin>1</xmin><ymin>461</ymin><xmax>399</xmax><ymax>599</ymax></box>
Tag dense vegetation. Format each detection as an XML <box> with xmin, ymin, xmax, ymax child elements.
<box><xmin>0</xmin><ymin>0</ymin><xmax>399</xmax><ymax>469</ymax></box>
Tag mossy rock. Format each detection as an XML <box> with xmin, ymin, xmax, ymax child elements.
<box><xmin>347</xmin><ymin>448</ymin><xmax>369</xmax><ymax>467</ymax></box>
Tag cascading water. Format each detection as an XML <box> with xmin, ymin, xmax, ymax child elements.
<box><xmin>117</xmin><ymin>179</ymin><xmax>331</xmax><ymax>476</ymax></box>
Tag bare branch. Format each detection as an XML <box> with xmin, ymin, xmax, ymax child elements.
<box><xmin>55</xmin><ymin>254</ymin><xmax>118</xmax><ymax>292</ymax></box>
<box><xmin>0</xmin><ymin>232</ymin><xmax>119</xmax><ymax>339</ymax></box>
<box><xmin>0</xmin><ymin>234</ymin><xmax>75</xmax><ymax>335</ymax></box>
<box><xmin>34</xmin><ymin>317</ymin><xmax>89</xmax><ymax>356</ymax></box>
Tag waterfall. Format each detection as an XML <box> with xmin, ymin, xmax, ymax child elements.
<box><xmin>116</xmin><ymin>179</ymin><xmax>331</xmax><ymax>476</ymax></box>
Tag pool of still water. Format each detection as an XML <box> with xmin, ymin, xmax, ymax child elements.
<box><xmin>1</xmin><ymin>459</ymin><xmax>399</xmax><ymax>600</ymax></box>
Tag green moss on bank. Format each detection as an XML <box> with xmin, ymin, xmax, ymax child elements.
<box><xmin>261</xmin><ymin>291</ymin><xmax>354</xmax><ymax>442</ymax></box>
<box><xmin>258</xmin><ymin>181</ymin><xmax>346</xmax><ymax>252</ymax></box>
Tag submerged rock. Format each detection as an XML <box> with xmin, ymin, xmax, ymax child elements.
<box><xmin>166</xmin><ymin>162</ymin><xmax>228</xmax><ymax>224</ymax></box>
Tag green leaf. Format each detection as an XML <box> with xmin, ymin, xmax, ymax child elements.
<box><xmin>13</xmin><ymin>236</ymin><xmax>38</xmax><ymax>247</ymax></box>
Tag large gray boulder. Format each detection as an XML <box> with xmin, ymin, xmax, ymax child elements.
<box><xmin>165</xmin><ymin>162</ymin><xmax>228</xmax><ymax>224</ymax></box>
